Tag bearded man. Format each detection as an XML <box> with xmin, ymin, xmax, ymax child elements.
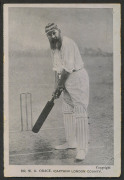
<box><xmin>45</xmin><ymin>23</ymin><xmax>89</xmax><ymax>160</ymax></box>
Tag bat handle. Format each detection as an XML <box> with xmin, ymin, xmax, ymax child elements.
<box><xmin>50</xmin><ymin>96</ymin><xmax>55</xmax><ymax>103</ymax></box>
<box><xmin>51</xmin><ymin>88</ymin><xmax>63</xmax><ymax>102</ymax></box>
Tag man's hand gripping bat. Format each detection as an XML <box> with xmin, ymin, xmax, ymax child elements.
<box><xmin>32</xmin><ymin>69</ymin><xmax>69</xmax><ymax>133</ymax></box>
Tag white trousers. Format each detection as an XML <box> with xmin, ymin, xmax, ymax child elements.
<box><xmin>62</xmin><ymin>68</ymin><xmax>89</xmax><ymax>152</ymax></box>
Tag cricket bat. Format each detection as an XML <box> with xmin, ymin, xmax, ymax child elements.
<box><xmin>32</xmin><ymin>89</ymin><xmax>62</xmax><ymax>133</ymax></box>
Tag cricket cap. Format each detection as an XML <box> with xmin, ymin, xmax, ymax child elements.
<box><xmin>45</xmin><ymin>23</ymin><xmax>59</xmax><ymax>34</ymax></box>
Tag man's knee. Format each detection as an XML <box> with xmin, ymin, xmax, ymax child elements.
<box><xmin>62</xmin><ymin>101</ymin><xmax>74</xmax><ymax>114</ymax></box>
<box><xmin>74</xmin><ymin>104</ymin><xmax>87</xmax><ymax>118</ymax></box>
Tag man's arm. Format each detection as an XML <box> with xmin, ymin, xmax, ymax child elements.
<box><xmin>57</xmin><ymin>69</ymin><xmax>70</xmax><ymax>88</ymax></box>
<box><xmin>54</xmin><ymin>71</ymin><xmax>59</xmax><ymax>89</ymax></box>
<box><xmin>53</xmin><ymin>69</ymin><xmax>70</xmax><ymax>98</ymax></box>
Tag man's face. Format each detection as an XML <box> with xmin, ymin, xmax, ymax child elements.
<box><xmin>47</xmin><ymin>29</ymin><xmax>60</xmax><ymax>40</ymax></box>
<box><xmin>46</xmin><ymin>29</ymin><xmax>62</xmax><ymax>50</ymax></box>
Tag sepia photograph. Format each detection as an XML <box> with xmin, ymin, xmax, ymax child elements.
<box><xmin>4</xmin><ymin>4</ymin><xmax>121</xmax><ymax>177</ymax></box>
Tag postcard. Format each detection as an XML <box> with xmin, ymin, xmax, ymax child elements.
<box><xmin>4</xmin><ymin>3</ymin><xmax>121</xmax><ymax>177</ymax></box>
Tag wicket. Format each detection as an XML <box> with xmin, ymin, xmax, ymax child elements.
<box><xmin>20</xmin><ymin>92</ymin><xmax>33</xmax><ymax>131</ymax></box>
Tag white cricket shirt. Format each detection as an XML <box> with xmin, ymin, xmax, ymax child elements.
<box><xmin>51</xmin><ymin>36</ymin><xmax>84</xmax><ymax>73</ymax></box>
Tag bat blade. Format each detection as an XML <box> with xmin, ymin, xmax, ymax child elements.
<box><xmin>32</xmin><ymin>100</ymin><xmax>54</xmax><ymax>133</ymax></box>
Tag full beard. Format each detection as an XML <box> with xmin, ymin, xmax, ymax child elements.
<box><xmin>49</xmin><ymin>37</ymin><xmax>62</xmax><ymax>50</ymax></box>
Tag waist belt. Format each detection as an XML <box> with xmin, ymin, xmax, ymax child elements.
<box><xmin>58</xmin><ymin>68</ymin><xmax>83</xmax><ymax>79</ymax></box>
<box><xmin>73</xmin><ymin>68</ymin><xmax>83</xmax><ymax>72</ymax></box>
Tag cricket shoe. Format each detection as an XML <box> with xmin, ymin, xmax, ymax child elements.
<box><xmin>76</xmin><ymin>149</ymin><xmax>86</xmax><ymax>160</ymax></box>
<box><xmin>55</xmin><ymin>142</ymin><xmax>77</xmax><ymax>150</ymax></box>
